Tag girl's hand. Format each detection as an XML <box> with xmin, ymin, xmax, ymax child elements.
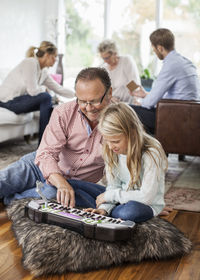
<box><xmin>83</xmin><ymin>208</ymin><xmax>107</xmax><ymax>216</ymax></box>
<box><xmin>96</xmin><ymin>193</ymin><xmax>106</xmax><ymax>208</ymax></box>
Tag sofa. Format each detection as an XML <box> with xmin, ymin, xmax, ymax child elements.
<box><xmin>0</xmin><ymin>68</ymin><xmax>39</xmax><ymax>143</ymax></box>
<box><xmin>0</xmin><ymin>107</ymin><xmax>39</xmax><ymax>143</ymax></box>
<box><xmin>155</xmin><ymin>99</ymin><xmax>200</xmax><ymax>157</ymax></box>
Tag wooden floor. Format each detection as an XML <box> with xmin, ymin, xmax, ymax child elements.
<box><xmin>0</xmin><ymin>202</ymin><xmax>199</xmax><ymax>280</ymax></box>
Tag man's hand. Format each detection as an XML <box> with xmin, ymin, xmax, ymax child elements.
<box><xmin>131</xmin><ymin>86</ymin><xmax>147</xmax><ymax>98</ymax></box>
<box><xmin>48</xmin><ymin>173</ymin><xmax>75</xmax><ymax>207</ymax></box>
<box><xmin>96</xmin><ymin>192</ymin><xmax>106</xmax><ymax>208</ymax></box>
<box><xmin>57</xmin><ymin>184</ymin><xmax>75</xmax><ymax>208</ymax></box>
<box><xmin>83</xmin><ymin>208</ymin><xmax>107</xmax><ymax>216</ymax></box>
<box><xmin>133</xmin><ymin>98</ymin><xmax>141</xmax><ymax>106</ymax></box>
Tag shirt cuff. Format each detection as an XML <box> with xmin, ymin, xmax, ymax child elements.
<box><xmin>98</xmin><ymin>203</ymin><xmax>116</xmax><ymax>215</ymax></box>
<box><xmin>104</xmin><ymin>189</ymin><xmax>118</xmax><ymax>203</ymax></box>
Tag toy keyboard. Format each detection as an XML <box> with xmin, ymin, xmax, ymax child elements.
<box><xmin>24</xmin><ymin>200</ymin><xmax>135</xmax><ymax>242</ymax></box>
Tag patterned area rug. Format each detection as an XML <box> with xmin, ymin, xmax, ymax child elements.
<box><xmin>0</xmin><ymin>139</ymin><xmax>199</xmax><ymax>212</ymax></box>
<box><xmin>0</xmin><ymin>138</ymin><xmax>37</xmax><ymax>170</ymax></box>
<box><xmin>164</xmin><ymin>155</ymin><xmax>200</xmax><ymax>212</ymax></box>
<box><xmin>165</xmin><ymin>187</ymin><xmax>200</xmax><ymax>212</ymax></box>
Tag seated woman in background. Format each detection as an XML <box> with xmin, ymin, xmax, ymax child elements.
<box><xmin>0</xmin><ymin>41</ymin><xmax>74</xmax><ymax>144</ymax></box>
<box><xmin>98</xmin><ymin>40</ymin><xmax>140</xmax><ymax>104</ymax></box>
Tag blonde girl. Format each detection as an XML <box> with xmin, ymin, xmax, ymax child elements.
<box><xmin>85</xmin><ymin>102</ymin><xmax>168</xmax><ymax>222</ymax></box>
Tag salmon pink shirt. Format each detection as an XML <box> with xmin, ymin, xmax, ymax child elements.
<box><xmin>35</xmin><ymin>100</ymin><xmax>104</xmax><ymax>183</ymax></box>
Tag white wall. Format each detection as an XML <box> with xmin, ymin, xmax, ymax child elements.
<box><xmin>0</xmin><ymin>0</ymin><xmax>63</xmax><ymax>70</ymax></box>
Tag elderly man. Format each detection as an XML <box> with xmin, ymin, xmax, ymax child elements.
<box><xmin>0</xmin><ymin>67</ymin><xmax>112</xmax><ymax>207</ymax></box>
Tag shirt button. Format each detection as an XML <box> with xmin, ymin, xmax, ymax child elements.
<box><xmin>80</xmin><ymin>158</ymin><xmax>82</xmax><ymax>161</ymax></box>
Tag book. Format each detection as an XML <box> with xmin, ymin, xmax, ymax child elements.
<box><xmin>126</xmin><ymin>80</ymin><xmax>139</xmax><ymax>92</ymax></box>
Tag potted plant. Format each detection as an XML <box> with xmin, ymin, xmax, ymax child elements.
<box><xmin>140</xmin><ymin>68</ymin><xmax>154</xmax><ymax>92</ymax></box>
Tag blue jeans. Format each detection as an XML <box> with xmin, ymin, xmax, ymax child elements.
<box><xmin>0</xmin><ymin>152</ymin><xmax>105</xmax><ymax>207</ymax></box>
<box><xmin>0</xmin><ymin>151</ymin><xmax>153</xmax><ymax>222</ymax></box>
<box><xmin>111</xmin><ymin>201</ymin><xmax>153</xmax><ymax>222</ymax></box>
<box><xmin>0</xmin><ymin>152</ymin><xmax>44</xmax><ymax>204</ymax></box>
<box><xmin>0</xmin><ymin>92</ymin><xmax>52</xmax><ymax>143</ymax></box>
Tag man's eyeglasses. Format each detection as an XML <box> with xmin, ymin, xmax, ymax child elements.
<box><xmin>76</xmin><ymin>88</ymin><xmax>109</xmax><ymax>107</ymax></box>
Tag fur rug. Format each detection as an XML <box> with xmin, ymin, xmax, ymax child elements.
<box><xmin>7</xmin><ymin>199</ymin><xmax>192</xmax><ymax>277</ymax></box>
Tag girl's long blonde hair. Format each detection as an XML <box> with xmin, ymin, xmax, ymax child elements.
<box><xmin>98</xmin><ymin>103</ymin><xmax>168</xmax><ymax>189</ymax></box>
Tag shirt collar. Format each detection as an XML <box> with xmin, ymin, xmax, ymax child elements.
<box><xmin>78</xmin><ymin>108</ymin><xmax>93</xmax><ymax>136</ymax></box>
<box><xmin>163</xmin><ymin>50</ymin><xmax>176</xmax><ymax>63</ymax></box>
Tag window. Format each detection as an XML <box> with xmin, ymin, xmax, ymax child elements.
<box><xmin>63</xmin><ymin>0</ymin><xmax>200</xmax><ymax>81</ymax></box>
<box><xmin>65</xmin><ymin>0</ymin><xmax>104</xmax><ymax>79</ymax></box>
<box><xmin>109</xmin><ymin>0</ymin><xmax>156</xmax><ymax>76</ymax></box>
<box><xmin>162</xmin><ymin>0</ymin><xmax>200</xmax><ymax>75</ymax></box>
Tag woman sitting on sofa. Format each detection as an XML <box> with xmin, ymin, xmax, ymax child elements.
<box><xmin>0</xmin><ymin>41</ymin><xmax>74</xmax><ymax>144</ymax></box>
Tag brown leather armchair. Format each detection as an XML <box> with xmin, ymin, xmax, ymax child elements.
<box><xmin>155</xmin><ymin>99</ymin><xmax>200</xmax><ymax>157</ymax></box>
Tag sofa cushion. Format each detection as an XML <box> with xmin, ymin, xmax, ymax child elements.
<box><xmin>0</xmin><ymin>107</ymin><xmax>33</xmax><ymax>125</ymax></box>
